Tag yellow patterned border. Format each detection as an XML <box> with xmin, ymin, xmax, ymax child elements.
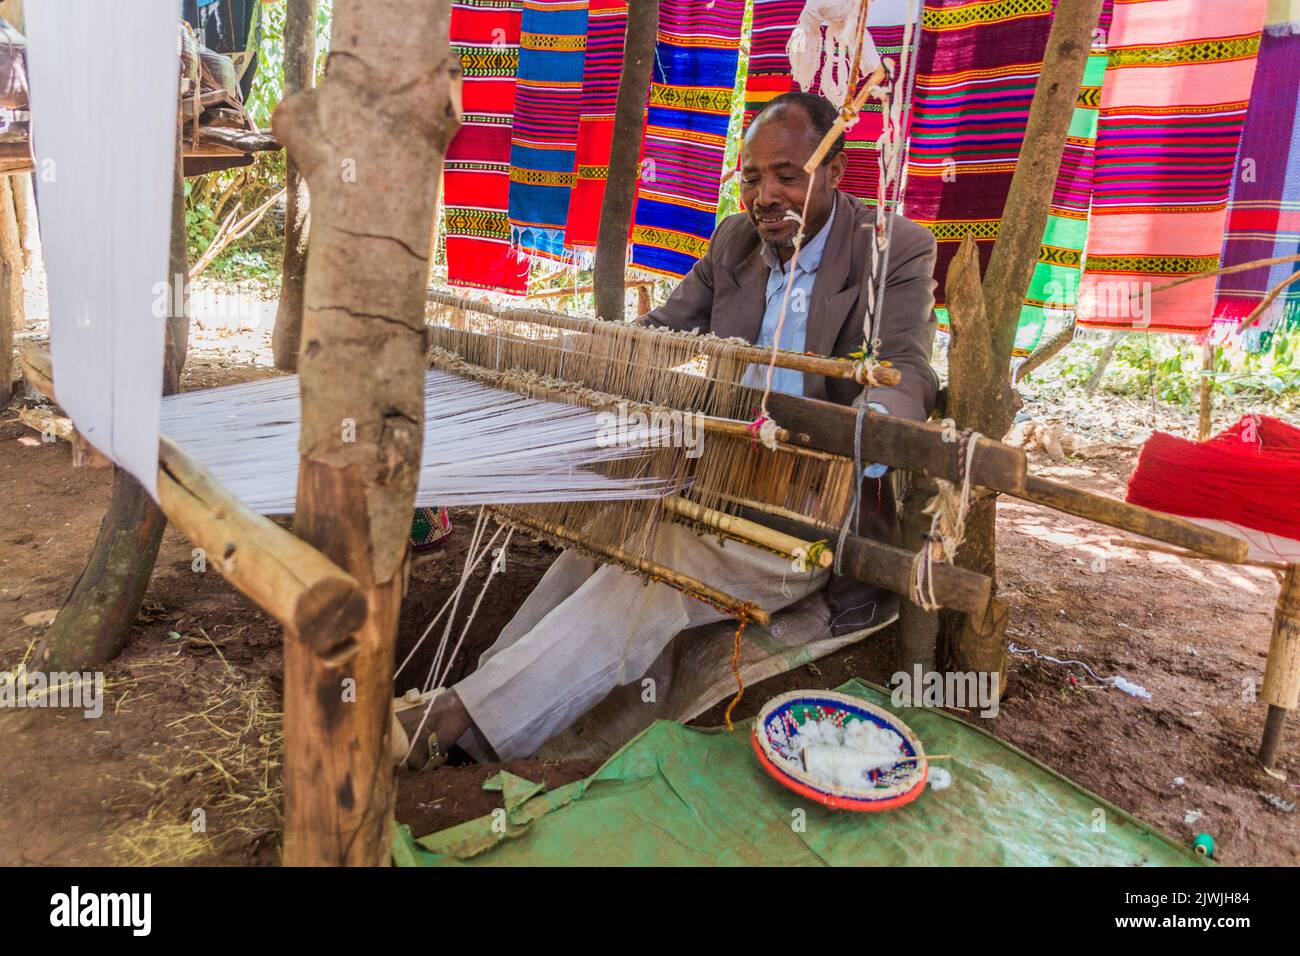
<box><xmin>915</xmin><ymin>219</ymin><xmax>1001</xmax><ymax>242</ymax></box>
<box><xmin>1077</xmin><ymin>85</ymin><xmax>1101</xmax><ymax>109</ymax></box>
<box><xmin>922</xmin><ymin>0</ymin><xmax>1052</xmax><ymax>32</ymax></box>
<box><xmin>520</xmin><ymin>32</ymin><xmax>587</xmax><ymax>52</ymax></box>
<box><xmin>508</xmin><ymin>168</ymin><xmax>575</xmax><ymax>188</ymax></box>
<box><xmin>649</xmin><ymin>83</ymin><xmax>734</xmax><ymax>114</ymax></box>
<box><xmin>631</xmin><ymin>225</ymin><xmax>710</xmax><ymax>260</ymax></box>
<box><xmin>1038</xmin><ymin>244</ymin><xmax>1082</xmax><ymax>268</ymax></box>
<box><xmin>1109</xmin><ymin>34</ymin><xmax>1261</xmax><ymax>69</ymax></box>
<box><xmin>576</xmin><ymin>164</ymin><xmax>610</xmax><ymax>180</ymax></box>
<box><xmin>1084</xmin><ymin>254</ymin><xmax>1221</xmax><ymax>275</ymax></box>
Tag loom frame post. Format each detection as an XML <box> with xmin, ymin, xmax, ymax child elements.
<box><xmin>273</xmin><ymin>0</ymin><xmax>462</xmax><ymax>867</ymax></box>
<box><xmin>1260</xmin><ymin>566</ymin><xmax>1300</xmax><ymax>769</ymax></box>
<box><xmin>593</xmin><ymin>0</ymin><xmax>659</xmax><ymax>322</ymax></box>
<box><xmin>927</xmin><ymin>0</ymin><xmax>1106</xmax><ymax>678</ymax></box>
<box><xmin>270</xmin><ymin>0</ymin><xmax>319</xmax><ymax>372</ymax></box>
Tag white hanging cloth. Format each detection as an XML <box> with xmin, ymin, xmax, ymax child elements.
<box><xmin>26</xmin><ymin>1</ymin><xmax>180</xmax><ymax>497</ymax></box>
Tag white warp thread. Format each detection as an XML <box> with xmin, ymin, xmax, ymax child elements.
<box><xmin>159</xmin><ymin>370</ymin><xmax>683</xmax><ymax>514</ymax></box>
<box><xmin>26</xmin><ymin>1</ymin><xmax>180</xmax><ymax>497</ymax></box>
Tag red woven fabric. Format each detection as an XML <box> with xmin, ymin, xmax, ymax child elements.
<box><xmin>1126</xmin><ymin>415</ymin><xmax>1300</xmax><ymax>540</ymax></box>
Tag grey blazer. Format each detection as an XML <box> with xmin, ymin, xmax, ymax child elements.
<box><xmin>643</xmin><ymin>189</ymin><xmax>940</xmax><ymax>421</ymax></box>
<box><xmin>642</xmin><ymin>190</ymin><xmax>941</xmax><ymax>635</ymax></box>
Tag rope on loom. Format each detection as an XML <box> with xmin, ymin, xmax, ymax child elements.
<box><xmin>832</xmin><ymin>0</ymin><xmax>922</xmax><ymax>576</ymax></box>
<box><xmin>909</xmin><ymin>430</ymin><xmax>981</xmax><ymax>612</ymax></box>
<box><xmin>750</xmin><ymin>169</ymin><xmax>821</xmax><ymax>450</ymax></box>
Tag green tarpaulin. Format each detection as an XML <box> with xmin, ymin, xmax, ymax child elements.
<box><xmin>394</xmin><ymin>680</ymin><xmax>1207</xmax><ymax>866</ymax></box>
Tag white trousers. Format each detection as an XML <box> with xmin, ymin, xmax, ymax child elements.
<box><xmin>454</xmin><ymin>523</ymin><xmax>829</xmax><ymax>761</ymax></box>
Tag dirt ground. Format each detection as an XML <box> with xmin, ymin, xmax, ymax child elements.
<box><xmin>2</xmin><ymin>319</ymin><xmax>1297</xmax><ymax>866</ymax></box>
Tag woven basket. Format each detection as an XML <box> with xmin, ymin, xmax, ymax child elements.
<box><xmin>751</xmin><ymin>690</ymin><xmax>928</xmax><ymax>812</ymax></box>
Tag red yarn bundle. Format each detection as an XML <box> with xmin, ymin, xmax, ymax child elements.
<box><xmin>1126</xmin><ymin>416</ymin><xmax>1300</xmax><ymax>540</ymax></box>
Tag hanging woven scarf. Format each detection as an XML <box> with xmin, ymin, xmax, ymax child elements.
<box><xmin>745</xmin><ymin>0</ymin><xmax>922</xmax><ymax>207</ymax></box>
<box><xmin>507</xmin><ymin>0</ymin><xmax>590</xmax><ymax>266</ymax></box>
<box><xmin>1014</xmin><ymin>0</ymin><xmax>1115</xmax><ymax>356</ymax></box>
<box><xmin>1212</xmin><ymin>7</ymin><xmax>1300</xmax><ymax>352</ymax></box>
<box><xmin>1077</xmin><ymin>0</ymin><xmax>1268</xmax><ymax>336</ymax></box>
<box><xmin>563</xmin><ymin>0</ymin><xmax>627</xmax><ymax>262</ymax></box>
<box><xmin>445</xmin><ymin>0</ymin><xmax>529</xmax><ymax>295</ymax></box>
<box><xmin>630</xmin><ymin>0</ymin><xmax>747</xmax><ymax>279</ymax></box>
<box><xmin>902</xmin><ymin>0</ymin><xmax>1055</xmax><ymax>324</ymax></box>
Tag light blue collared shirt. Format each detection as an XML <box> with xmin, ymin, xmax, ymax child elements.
<box><xmin>744</xmin><ymin>203</ymin><xmax>837</xmax><ymax>397</ymax></box>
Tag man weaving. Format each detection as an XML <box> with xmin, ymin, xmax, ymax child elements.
<box><xmin>395</xmin><ymin>91</ymin><xmax>939</xmax><ymax>769</ymax></box>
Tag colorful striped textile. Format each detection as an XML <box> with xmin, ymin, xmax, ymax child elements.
<box><xmin>630</xmin><ymin>0</ymin><xmax>747</xmax><ymax>279</ymax></box>
<box><xmin>563</xmin><ymin>0</ymin><xmax>627</xmax><ymax>260</ymax></box>
<box><xmin>507</xmin><ymin>0</ymin><xmax>590</xmax><ymax>265</ymax></box>
<box><xmin>1213</xmin><ymin>12</ymin><xmax>1300</xmax><ymax>351</ymax></box>
<box><xmin>745</xmin><ymin>0</ymin><xmax>922</xmax><ymax>207</ymax></box>
<box><xmin>902</xmin><ymin>0</ymin><xmax>1056</xmax><ymax>321</ymax></box>
<box><xmin>1077</xmin><ymin>0</ymin><xmax>1268</xmax><ymax>336</ymax></box>
<box><xmin>1014</xmin><ymin>0</ymin><xmax>1115</xmax><ymax>356</ymax></box>
<box><xmin>444</xmin><ymin>0</ymin><xmax>528</xmax><ymax>295</ymax></box>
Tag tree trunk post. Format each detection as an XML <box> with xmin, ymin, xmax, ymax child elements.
<box><xmin>33</xmin><ymin>135</ymin><xmax>190</xmax><ymax>671</ymax></box>
<box><xmin>273</xmin><ymin>0</ymin><xmax>461</xmax><ymax>867</ymax></box>
<box><xmin>1260</xmin><ymin>566</ymin><xmax>1300</xmax><ymax>768</ymax></box>
<box><xmin>271</xmin><ymin>0</ymin><xmax>319</xmax><ymax>371</ymax></box>
<box><xmin>894</xmin><ymin>473</ymin><xmax>940</xmax><ymax>674</ymax></box>
<box><xmin>0</xmin><ymin>176</ymin><xmax>19</xmax><ymax>408</ymax></box>
<box><xmin>939</xmin><ymin>0</ymin><xmax>1104</xmax><ymax>673</ymax></box>
<box><xmin>593</xmin><ymin>0</ymin><xmax>659</xmax><ymax>322</ymax></box>
<box><xmin>1197</xmin><ymin>342</ymin><xmax>1216</xmax><ymax>441</ymax></box>
<box><xmin>1083</xmin><ymin>330</ymin><xmax>1120</xmax><ymax>397</ymax></box>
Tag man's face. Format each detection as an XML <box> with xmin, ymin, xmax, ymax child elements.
<box><xmin>740</xmin><ymin>108</ymin><xmax>845</xmax><ymax>254</ymax></box>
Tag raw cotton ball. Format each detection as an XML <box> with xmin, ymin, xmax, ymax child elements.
<box><xmin>928</xmin><ymin>767</ymin><xmax>952</xmax><ymax>791</ymax></box>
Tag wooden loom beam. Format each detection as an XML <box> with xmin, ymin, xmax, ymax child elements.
<box><xmin>19</xmin><ymin>348</ymin><xmax>369</xmax><ymax>658</ymax></box>
<box><xmin>496</xmin><ymin>507</ymin><xmax>773</xmax><ymax>626</ymax></box>
<box><xmin>428</xmin><ymin>297</ymin><xmax>1250</xmax><ymax>565</ymax></box>
<box><xmin>427</xmin><ymin>289</ymin><xmax>903</xmax><ymax>386</ymax></box>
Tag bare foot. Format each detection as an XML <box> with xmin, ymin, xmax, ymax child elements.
<box><xmin>396</xmin><ymin>691</ymin><xmax>473</xmax><ymax>770</ymax></box>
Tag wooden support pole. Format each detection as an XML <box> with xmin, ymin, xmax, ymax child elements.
<box><xmin>0</xmin><ymin>175</ymin><xmax>18</xmax><ymax>408</ymax></box>
<box><xmin>593</xmin><ymin>0</ymin><xmax>658</xmax><ymax>322</ymax></box>
<box><xmin>1197</xmin><ymin>342</ymin><xmax>1217</xmax><ymax>442</ymax></box>
<box><xmin>1014</xmin><ymin>474</ymin><xmax>1249</xmax><ymax>564</ymax></box>
<box><xmin>20</xmin><ymin>348</ymin><xmax>369</xmax><ymax>657</ymax></box>
<box><xmin>939</xmin><ymin>0</ymin><xmax>1105</xmax><ymax>675</ymax></box>
<box><xmin>273</xmin><ymin>0</ymin><xmax>461</xmax><ymax>867</ymax></box>
<box><xmin>1015</xmin><ymin>321</ymin><xmax>1076</xmax><ymax>381</ymax></box>
<box><xmin>271</xmin><ymin>0</ymin><xmax>319</xmax><ymax>372</ymax></box>
<box><xmin>1260</xmin><ymin>566</ymin><xmax>1300</xmax><ymax>768</ymax></box>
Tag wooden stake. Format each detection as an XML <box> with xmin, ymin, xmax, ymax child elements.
<box><xmin>1197</xmin><ymin>343</ymin><xmax>1216</xmax><ymax>442</ymax></box>
<box><xmin>594</xmin><ymin>0</ymin><xmax>659</xmax><ymax>322</ymax></box>
<box><xmin>270</xmin><ymin>0</ymin><xmax>318</xmax><ymax>372</ymax></box>
<box><xmin>0</xmin><ymin>175</ymin><xmax>17</xmax><ymax>409</ymax></box>
<box><xmin>1260</xmin><ymin>566</ymin><xmax>1300</xmax><ymax>768</ymax></box>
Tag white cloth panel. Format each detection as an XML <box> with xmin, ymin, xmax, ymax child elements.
<box><xmin>26</xmin><ymin>1</ymin><xmax>180</xmax><ymax>497</ymax></box>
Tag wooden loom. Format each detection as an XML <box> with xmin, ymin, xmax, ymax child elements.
<box><xmin>18</xmin><ymin>0</ymin><xmax>1289</xmax><ymax>870</ymax></box>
